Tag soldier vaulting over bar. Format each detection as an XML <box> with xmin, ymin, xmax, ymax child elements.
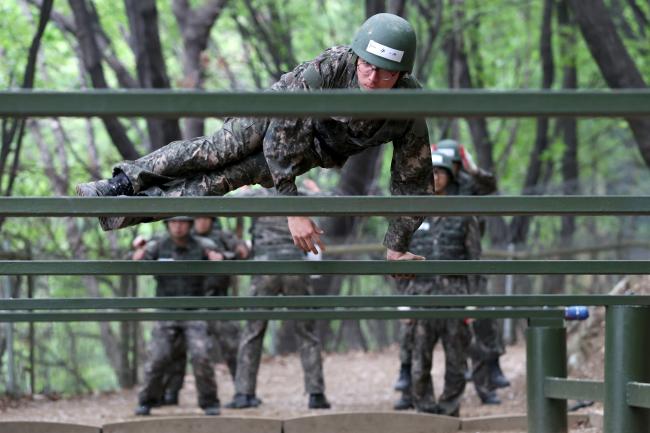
<box><xmin>76</xmin><ymin>13</ymin><xmax>434</xmax><ymax>262</ymax></box>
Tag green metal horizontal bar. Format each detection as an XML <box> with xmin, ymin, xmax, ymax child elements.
<box><xmin>545</xmin><ymin>377</ymin><xmax>604</xmax><ymax>402</ymax></box>
<box><xmin>2</xmin><ymin>90</ymin><xmax>650</xmax><ymax>118</ymax></box>
<box><xmin>0</xmin><ymin>308</ymin><xmax>563</xmax><ymax>323</ymax></box>
<box><xmin>0</xmin><ymin>260</ymin><xmax>646</xmax><ymax>275</ymax></box>
<box><xmin>1</xmin><ymin>295</ymin><xmax>648</xmax><ymax>311</ymax></box>
<box><xmin>626</xmin><ymin>381</ymin><xmax>650</xmax><ymax>408</ymax></box>
<box><xmin>1</xmin><ymin>196</ymin><xmax>649</xmax><ymax>217</ymax></box>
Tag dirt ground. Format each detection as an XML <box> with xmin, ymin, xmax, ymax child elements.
<box><xmin>0</xmin><ymin>342</ymin><xmax>599</xmax><ymax>431</ymax></box>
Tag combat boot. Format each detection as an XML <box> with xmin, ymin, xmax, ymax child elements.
<box><xmin>76</xmin><ymin>173</ymin><xmax>138</xmax><ymax>231</ymax></box>
<box><xmin>393</xmin><ymin>363</ymin><xmax>412</xmax><ymax>391</ymax></box>
<box><xmin>415</xmin><ymin>401</ymin><xmax>439</xmax><ymax>414</ymax></box>
<box><xmin>393</xmin><ymin>392</ymin><xmax>414</xmax><ymax>410</ymax></box>
<box><xmin>203</xmin><ymin>403</ymin><xmax>221</xmax><ymax>416</ymax></box>
<box><xmin>489</xmin><ymin>358</ymin><xmax>510</xmax><ymax>389</ymax></box>
<box><xmin>437</xmin><ymin>400</ymin><xmax>460</xmax><ymax>417</ymax></box>
<box><xmin>479</xmin><ymin>390</ymin><xmax>501</xmax><ymax>405</ymax></box>
<box><xmin>226</xmin><ymin>393</ymin><xmax>260</xmax><ymax>409</ymax></box>
<box><xmin>308</xmin><ymin>393</ymin><xmax>331</xmax><ymax>409</ymax></box>
<box><xmin>134</xmin><ymin>404</ymin><xmax>151</xmax><ymax>416</ymax></box>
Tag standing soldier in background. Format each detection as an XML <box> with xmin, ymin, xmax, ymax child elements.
<box><xmin>435</xmin><ymin>139</ymin><xmax>509</xmax><ymax>405</ymax></box>
<box><xmin>194</xmin><ymin>216</ymin><xmax>248</xmax><ymax>382</ymax></box>
<box><xmin>150</xmin><ymin>217</ymin><xmax>249</xmax><ymax>407</ymax></box>
<box><xmin>227</xmin><ymin>187</ymin><xmax>330</xmax><ymax>410</ymax></box>
<box><xmin>133</xmin><ymin>216</ymin><xmax>224</xmax><ymax>416</ymax></box>
<box><xmin>408</xmin><ymin>151</ymin><xmax>479</xmax><ymax>417</ymax></box>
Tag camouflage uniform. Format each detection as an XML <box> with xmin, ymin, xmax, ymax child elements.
<box><xmin>114</xmin><ymin>45</ymin><xmax>433</xmax><ymax>253</ymax></box>
<box><xmin>396</xmin><ymin>221</ymin><xmax>434</xmax><ymax>366</ymax></box>
<box><xmin>137</xmin><ymin>234</ymin><xmax>219</xmax><ymax>409</ymax></box>
<box><xmin>162</xmin><ymin>226</ymin><xmax>244</xmax><ymax>400</ymax></box>
<box><xmin>234</xmin><ymin>188</ymin><xmax>325</xmax><ymax>396</ymax></box>
<box><xmin>409</xmin><ymin>214</ymin><xmax>481</xmax><ymax>416</ymax></box>
<box><xmin>454</xmin><ymin>168</ymin><xmax>505</xmax><ymax>399</ymax></box>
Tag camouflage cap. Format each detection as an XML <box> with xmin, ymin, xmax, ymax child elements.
<box><xmin>431</xmin><ymin>151</ymin><xmax>455</xmax><ymax>180</ymax></box>
<box><xmin>164</xmin><ymin>216</ymin><xmax>194</xmax><ymax>223</ymax></box>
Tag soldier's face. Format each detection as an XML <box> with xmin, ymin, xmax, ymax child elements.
<box><xmin>356</xmin><ymin>59</ymin><xmax>400</xmax><ymax>90</ymax></box>
<box><xmin>167</xmin><ymin>221</ymin><xmax>192</xmax><ymax>240</ymax></box>
<box><xmin>433</xmin><ymin>167</ymin><xmax>450</xmax><ymax>194</ymax></box>
<box><xmin>194</xmin><ymin>217</ymin><xmax>213</xmax><ymax>235</ymax></box>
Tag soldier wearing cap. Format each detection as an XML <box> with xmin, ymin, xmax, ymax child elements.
<box><xmin>433</xmin><ymin>139</ymin><xmax>509</xmax><ymax>405</ymax></box>
<box><xmin>152</xmin><ymin>216</ymin><xmax>249</xmax><ymax>407</ymax></box>
<box><xmin>77</xmin><ymin>13</ymin><xmax>434</xmax><ymax>266</ymax></box>
<box><xmin>396</xmin><ymin>152</ymin><xmax>479</xmax><ymax>417</ymax></box>
<box><xmin>133</xmin><ymin>216</ymin><xmax>225</xmax><ymax>416</ymax></box>
<box><xmin>226</xmin><ymin>186</ymin><xmax>330</xmax><ymax>410</ymax></box>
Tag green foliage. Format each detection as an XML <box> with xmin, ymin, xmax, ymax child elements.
<box><xmin>0</xmin><ymin>0</ymin><xmax>649</xmax><ymax>397</ymax></box>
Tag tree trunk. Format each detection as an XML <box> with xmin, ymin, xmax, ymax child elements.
<box><xmin>509</xmin><ymin>0</ymin><xmax>555</xmax><ymax>245</ymax></box>
<box><xmin>68</xmin><ymin>0</ymin><xmax>139</xmax><ymax>160</ymax></box>
<box><xmin>124</xmin><ymin>0</ymin><xmax>181</xmax><ymax>150</ymax></box>
<box><xmin>366</xmin><ymin>0</ymin><xmax>386</xmax><ymax>16</ymax></box>
<box><xmin>173</xmin><ymin>0</ymin><xmax>228</xmax><ymax>138</ymax></box>
<box><xmin>568</xmin><ymin>0</ymin><xmax>650</xmax><ymax>168</ymax></box>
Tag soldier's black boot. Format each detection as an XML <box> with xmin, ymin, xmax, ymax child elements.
<box><xmin>203</xmin><ymin>402</ymin><xmax>221</xmax><ymax>416</ymax></box>
<box><xmin>76</xmin><ymin>172</ymin><xmax>138</xmax><ymax>231</ymax></box>
<box><xmin>394</xmin><ymin>363</ymin><xmax>412</xmax><ymax>391</ymax></box>
<box><xmin>479</xmin><ymin>390</ymin><xmax>501</xmax><ymax>405</ymax></box>
<box><xmin>393</xmin><ymin>392</ymin><xmax>414</xmax><ymax>410</ymax></box>
<box><xmin>163</xmin><ymin>391</ymin><xmax>179</xmax><ymax>406</ymax></box>
<box><xmin>415</xmin><ymin>401</ymin><xmax>439</xmax><ymax>414</ymax></box>
<box><xmin>489</xmin><ymin>358</ymin><xmax>510</xmax><ymax>389</ymax></box>
<box><xmin>226</xmin><ymin>393</ymin><xmax>260</xmax><ymax>409</ymax></box>
<box><xmin>134</xmin><ymin>404</ymin><xmax>151</xmax><ymax>416</ymax></box>
<box><xmin>308</xmin><ymin>393</ymin><xmax>331</xmax><ymax>409</ymax></box>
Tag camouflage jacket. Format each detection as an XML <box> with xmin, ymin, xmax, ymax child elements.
<box><xmin>408</xmin><ymin>215</ymin><xmax>481</xmax><ymax>261</ymax></box>
<box><xmin>264</xmin><ymin>45</ymin><xmax>434</xmax><ymax>252</ymax></box>
<box><xmin>141</xmin><ymin>233</ymin><xmax>215</xmax><ymax>297</ymax></box>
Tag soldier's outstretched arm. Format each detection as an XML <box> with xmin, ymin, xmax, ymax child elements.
<box><xmin>384</xmin><ymin>118</ymin><xmax>434</xmax><ymax>254</ymax></box>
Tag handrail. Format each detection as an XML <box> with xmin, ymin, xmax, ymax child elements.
<box><xmin>2</xmin><ymin>89</ymin><xmax>650</xmax><ymax>118</ymax></box>
<box><xmin>0</xmin><ymin>260</ymin><xmax>646</xmax><ymax>275</ymax></box>
<box><xmin>1</xmin><ymin>295</ymin><xmax>648</xmax><ymax>310</ymax></box>
<box><xmin>0</xmin><ymin>196</ymin><xmax>649</xmax><ymax>217</ymax></box>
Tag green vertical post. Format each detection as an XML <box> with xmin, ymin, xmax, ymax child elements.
<box><xmin>527</xmin><ymin>318</ymin><xmax>567</xmax><ymax>433</ymax></box>
<box><xmin>604</xmin><ymin>305</ymin><xmax>650</xmax><ymax>433</ymax></box>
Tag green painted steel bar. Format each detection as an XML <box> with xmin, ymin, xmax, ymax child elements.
<box><xmin>3</xmin><ymin>90</ymin><xmax>650</xmax><ymax>118</ymax></box>
<box><xmin>626</xmin><ymin>382</ymin><xmax>650</xmax><ymax>409</ymax></box>
<box><xmin>0</xmin><ymin>308</ymin><xmax>563</xmax><ymax>323</ymax></box>
<box><xmin>0</xmin><ymin>260</ymin><xmax>646</xmax><ymax>275</ymax></box>
<box><xmin>604</xmin><ymin>306</ymin><xmax>650</xmax><ymax>432</ymax></box>
<box><xmin>527</xmin><ymin>318</ymin><xmax>568</xmax><ymax>433</ymax></box>
<box><xmin>1</xmin><ymin>196</ymin><xmax>649</xmax><ymax>217</ymax></box>
<box><xmin>0</xmin><ymin>295</ymin><xmax>648</xmax><ymax>311</ymax></box>
<box><xmin>544</xmin><ymin>377</ymin><xmax>604</xmax><ymax>402</ymax></box>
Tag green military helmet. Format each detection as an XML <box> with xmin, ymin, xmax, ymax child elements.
<box><xmin>352</xmin><ymin>13</ymin><xmax>416</xmax><ymax>73</ymax></box>
<box><xmin>431</xmin><ymin>151</ymin><xmax>455</xmax><ymax>180</ymax></box>
<box><xmin>435</xmin><ymin>139</ymin><xmax>461</xmax><ymax>163</ymax></box>
<box><xmin>164</xmin><ymin>216</ymin><xmax>194</xmax><ymax>223</ymax></box>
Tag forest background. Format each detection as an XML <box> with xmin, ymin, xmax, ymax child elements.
<box><xmin>0</xmin><ymin>0</ymin><xmax>649</xmax><ymax>397</ymax></box>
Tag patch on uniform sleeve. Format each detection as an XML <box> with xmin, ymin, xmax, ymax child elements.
<box><xmin>366</xmin><ymin>39</ymin><xmax>404</xmax><ymax>63</ymax></box>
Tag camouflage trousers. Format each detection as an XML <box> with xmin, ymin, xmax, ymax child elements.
<box><xmin>409</xmin><ymin>277</ymin><xmax>471</xmax><ymax>416</ymax></box>
<box><xmin>394</xmin><ymin>279</ymin><xmax>414</xmax><ymax>365</ymax></box>
<box><xmin>138</xmin><ymin>321</ymin><xmax>218</xmax><ymax>409</ymax></box>
<box><xmin>235</xmin><ymin>274</ymin><xmax>325</xmax><ymax>395</ymax></box>
<box><xmin>469</xmin><ymin>275</ymin><xmax>505</xmax><ymax>399</ymax></box>
<box><xmin>162</xmin><ymin>320</ymin><xmax>241</xmax><ymax>398</ymax></box>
